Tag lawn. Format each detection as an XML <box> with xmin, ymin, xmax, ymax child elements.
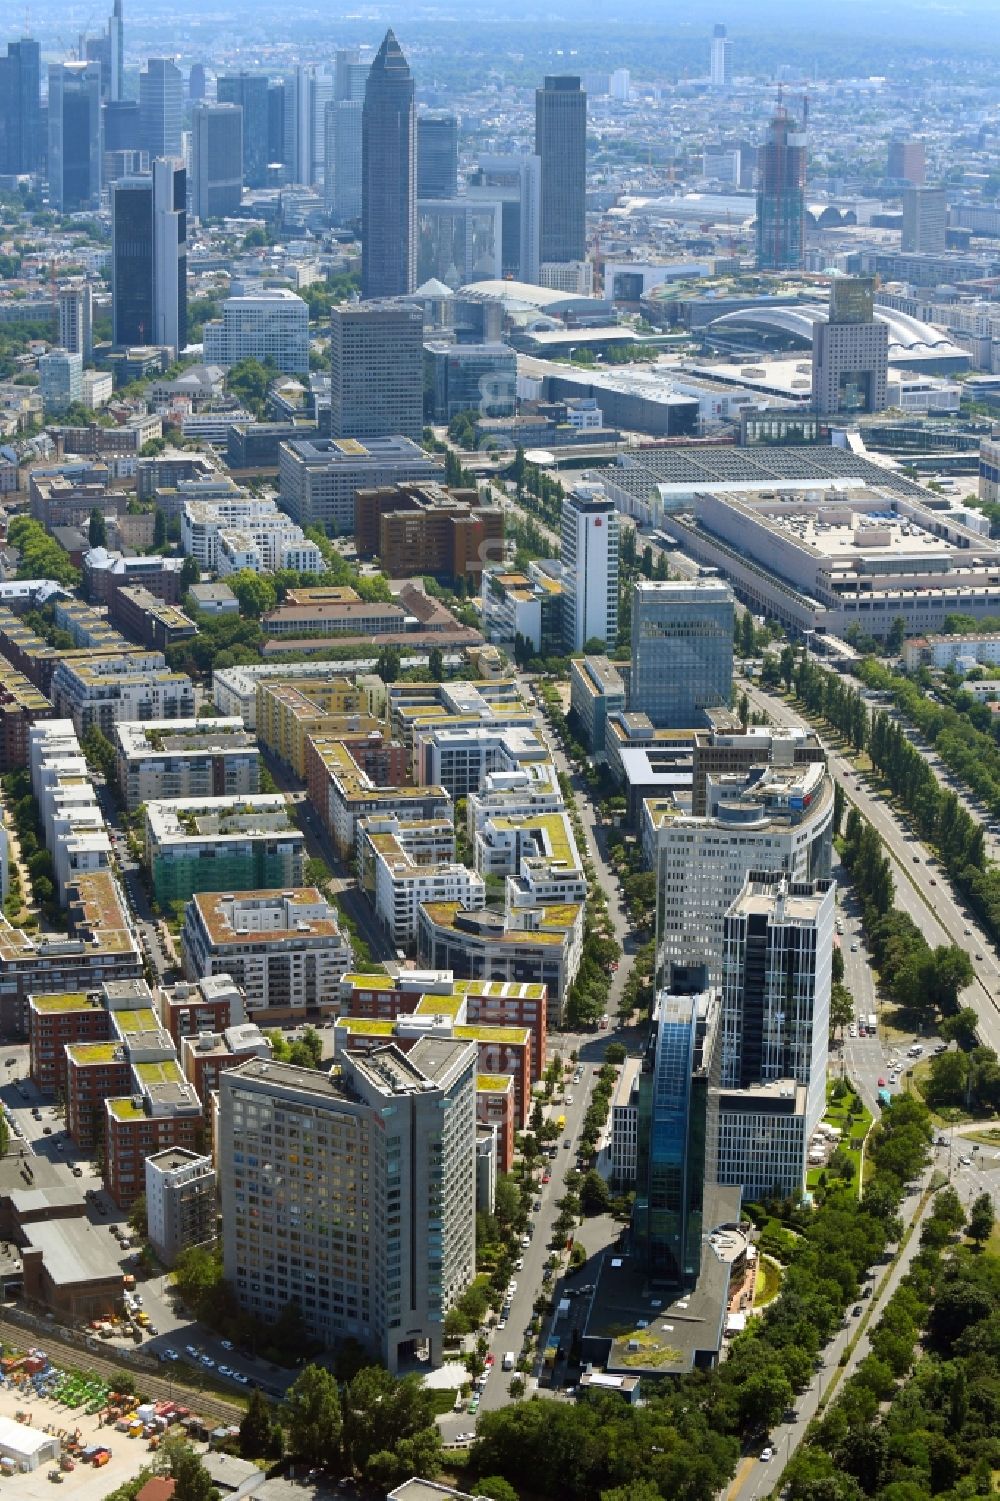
<box><xmin>426</xmin><ymin>1387</ymin><xmax>461</xmax><ymax>1416</ymax></box>
<box><xmin>754</xmin><ymin>1255</ymin><xmax>782</xmax><ymax>1308</ymax></box>
<box><xmin>909</xmin><ymin>1059</ymin><xmax>976</xmax><ymax>1126</ymax></box>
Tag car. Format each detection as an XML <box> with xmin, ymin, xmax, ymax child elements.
<box><xmin>42</xmin><ymin>1126</ymin><xmax>52</xmax><ymax>1134</ymax></box>
<box><xmin>959</xmin><ymin>1155</ymin><xmax>972</xmax><ymax>1167</ymax></box>
<box><xmin>760</xmin><ymin>1448</ymin><xmax>774</xmax><ymax>1463</ymax></box>
<box><xmin>71</xmin><ymin>1165</ymin><xmax>83</xmax><ymax>1177</ymax></box>
<box><xmin>218</xmin><ymin>1365</ymin><xmax>232</xmax><ymax>1378</ymax></box>
<box><xmin>878</xmin><ymin>1077</ymin><xmax>886</xmax><ymax>1087</ymax></box>
<box><xmin>533</xmin><ymin>1199</ymin><xmax>542</xmax><ymax>1212</ymax></box>
<box><xmin>148</xmin><ymin>1325</ymin><xmax>158</xmax><ymax>1336</ymax></box>
<box><xmin>134</xmin><ymin>1294</ymin><xmax>142</xmax><ymax>1306</ymax></box>
<box><xmin>853</xmin><ymin>1305</ymin><xmax>862</xmax><ymax>1316</ymax></box>
<box><xmin>850</xmin><ymin>942</ymin><xmax>859</xmax><ymax>952</ymax></box>
<box><xmin>221</xmin><ymin>1339</ymin><xmax>234</xmax><ymax>1350</ymax></box>
<box><xmin>497</xmin><ymin>1319</ymin><xmax>507</xmax><ymax>1331</ymax></box>
<box><xmin>930</xmin><ymin>878</ymin><xmax>937</xmax><ymax>885</ymax></box>
<box><xmin>542</xmin><ymin>1172</ymin><xmax>551</xmax><ymax>1183</ymax></box>
<box><xmin>565</xmin><ymin>1095</ymin><xmax>574</xmax><ymax>1105</ymax></box>
<box><xmin>485</xmin><ymin>1353</ymin><xmax>494</xmax><ymax>1367</ymax></box>
<box><xmin>563</xmin><ymin>1139</ymin><xmax>571</xmax><ymax>1149</ymax></box>
<box><xmin>976</xmin><ymin>954</ymin><xmax>984</xmax><ymax>961</ymax></box>
<box><xmin>507</xmin><ymin>1280</ymin><xmax>518</xmax><ymax>1294</ymax></box>
<box><xmin>965</xmin><ymin>928</ymin><xmax>972</xmax><ymax>936</ymax></box>
<box><xmin>912</xmin><ymin>854</ymin><xmax>920</xmax><ymax>863</ymax></box>
<box><xmin>514</xmin><ymin>1257</ymin><xmax>524</xmax><ymax>1271</ymax></box>
<box><xmin>186</xmin><ymin>1344</ymin><xmax>199</xmax><ymax>1358</ymax></box>
<box><xmin>234</xmin><ymin>1372</ymin><xmax>249</xmax><ymax>1385</ymax></box>
<box><xmin>201</xmin><ymin>1355</ymin><xmax>215</xmax><ymax>1368</ymax></box>
<box><xmin>4</xmin><ymin>1058</ymin><xmax>15</xmax><ymax>1067</ymax></box>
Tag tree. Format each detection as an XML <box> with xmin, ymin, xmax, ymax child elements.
<box><xmin>886</xmin><ymin>616</ymin><xmax>906</xmax><ymax>655</ymax></box>
<box><xmin>229</xmin><ymin>569</ymin><xmax>277</xmax><ymax>619</ymax></box>
<box><xmin>128</xmin><ymin>1193</ymin><xmax>147</xmax><ymax>1238</ymax></box>
<box><xmin>164</xmin><ymin>1443</ymin><xmax>218</xmax><ymax>1501</ymax></box>
<box><xmin>282</xmin><ymin>1364</ymin><xmax>343</xmax><ymax>1468</ymax></box>
<box><xmin>830</xmin><ymin>983</ymin><xmax>854</xmax><ymax>1037</ymax></box>
<box><xmin>967</xmin><ymin>1190</ymin><xmax>994</xmax><ymax>1247</ymax></box>
<box><xmin>738</xmin><ymin>1363</ymin><xmax>794</xmax><ymax>1434</ymax></box>
<box><xmin>342</xmin><ymin>1366</ymin><xmax>438</xmax><ymax>1482</ymax></box>
<box><xmin>240</xmin><ymin>1389</ymin><xmax>276</xmax><ymax>1460</ymax></box>
<box><xmin>180</xmin><ymin>555</ymin><xmax>201</xmax><ymax>590</ymax></box>
<box><xmin>579</xmin><ymin>1170</ymin><xmax>610</xmax><ymax>1217</ymax></box>
<box><xmin>604</xmin><ymin>1042</ymin><xmax>626</xmax><ymax>1065</ymax></box>
<box><xmin>89</xmin><ymin>506</ymin><xmax>107</xmax><ymax>548</ymax></box>
<box><xmin>154</xmin><ymin>509</ymin><xmax>167</xmax><ymax>548</ymax></box>
<box><xmin>428</xmin><ymin>646</ymin><xmax>444</xmax><ymax>681</ymax></box>
<box><xmin>476</xmin><ymin>1479</ymin><xmax>519</xmax><ymax>1501</ymax></box>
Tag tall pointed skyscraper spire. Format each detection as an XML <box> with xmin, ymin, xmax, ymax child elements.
<box><xmin>110</xmin><ymin>0</ymin><xmax>123</xmax><ymax>102</ymax></box>
<box><xmin>361</xmin><ymin>27</ymin><xmax>416</xmax><ymax>298</ymax></box>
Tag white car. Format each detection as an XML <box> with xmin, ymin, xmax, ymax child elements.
<box><xmin>507</xmin><ymin>1280</ymin><xmax>518</xmax><ymax>1295</ymax></box>
<box><xmin>959</xmin><ymin>1155</ymin><xmax>972</xmax><ymax>1167</ymax></box>
<box><xmin>760</xmin><ymin>1448</ymin><xmax>774</xmax><ymax>1463</ymax></box>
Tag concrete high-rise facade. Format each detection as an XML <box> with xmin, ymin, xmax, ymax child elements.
<box><xmin>203</xmin><ymin>289</ymin><xmax>309</xmax><ymax>375</ymax></box>
<box><xmin>535</xmin><ymin>75</ymin><xmax>586</xmax><ymax>265</ymax></box>
<box><xmin>0</xmin><ymin>38</ymin><xmax>41</xmax><ymax>175</ymax></box>
<box><xmin>710</xmin><ymin>23</ymin><xmax>732</xmax><ymax>87</ymax></box>
<box><xmin>220</xmin><ymin>1042</ymin><xmax>478</xmax><ymax>1371</ymax></box>
<box><xmin>217</xmin><ymin>73</ymin><xmax>270</xmax><ymax>189</ymax></box>
<box><xmin>48</xmin><ymin>62</ymin><xmax>103</xmax><ymax>211</ymax></box>
<box><xmin>630</xmin><ymin>579</ymin><xmax>735</xmax><ymax>728</ymax></box>
<box><xmin>560</xmin><ymin>482</ymin><xmax>618</xmax><ymax>652</ymax></box>
<box><xmin>191</xmin><ymin>102</ymin><xmax>243</xmax><ymax>221</ymax></box>
<box><xmin>755</xmin><ymin>107</ymin><xmax>807</xmax><ymax>272</ymax></box>
<box><xmin>58</xmin><ymin>284</ymin><xmax>94</xmax><ymax>365</ymax></box>
<box><xmin>111</xmin><ymin>160</ymin><xmax>187</xmax><ymax>356</ymax></box>
<box><xmin>362</xmin><ymin>30</ymin><xmax>416</xmax><ymax>299</ymax></box>
<box><xmin>324</xmin><ymin>100</ymin><xmax>363</xmax><ymax>222</ymax></box>
<box><xmin>901</xmin><ymin>185</ymin><xmax>947</xmax><ymax>254</ymax></box>
<box><xmin>335</xmin><ymin>49</ymin><xmax>370</xmax><ymax>103</ymax></box>
<box><xmin>811</xmin><ymin>276</ymin><xmax>889</xmax><ymax>416</ymax></box>
<box><xmin>139</xmin><ymin>58</ymin><xmax>183</xmax><ymax>161</ymax></box>
<box><xmin>39</xmin><ymin>350</ymin><xmax>83</xmax><ymax>414</ymax></box>
<box><xmin>417</xmin><ymin>113</ymin><xmax>458</xmax><ymax>199</ymax></box>
<box><xmin>887</xmin><ymin>138</ymin><xmax>926</xmax><ymax>186</ymax></box>
<box><xmin>329</xmin><ymin>301</ymin><xmax>423</xmax><ymax>441</ymax></box>
<box><xmin>467</xmin><ymin>155</ymin><xmax>541</xmax><ymax>283</ymax></box>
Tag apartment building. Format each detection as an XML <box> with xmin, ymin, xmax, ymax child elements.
<box><xmin>104</xmin><ymin>1058</ymin><xmax>203</xmax><ymax>1209</ymax></box>
<box><xmin>255</xmin><ymin>673</ymin><xmax>371</xmax><ymax>776</ymax></box>
<box><xmin>180</xmin><ymin>1021</ymin><xmax>272</xmax><ymax>1099</ymax></box>
<box><xmin>304</xmin><ymin>731</ymin><xmax>451</xmax><ymax>859</ymax></box>
<box><xmin>157</xmin><ymin>973</ymin><xmax>246</xmax><ymax>1050</ymax></box>
<box><xmin>181</xmin><ymin>494</ymin><xmax>323</xmax><ymax>575</ymax></box>
<box><xmin>107</xmin><ymin>586</ymin><xmax>198</xmax><ymax>654</ymax></box>
<box><xmin>220</xmin><ymin>1043</ymin><xmax>478</xmax><ymax>1370</ymax></box>
<box><xmin>0</xmin><ymin>667</ymin><xmax>53</xmax><ymax>771</ymax></box>
<box><xmin>145</xmin><ymin>1149</ymin><xmax>217</xmax><ymax>1267</ymax></box>
<box><xmin>116</xmin><ymin>717</ymin><xmax>260</xmax><ymax>813</ymax></box>
<box><xmin>144</xmin><ymin>794</ymin><xmax>305</xmax><ymax>906</ymax></box>
<box><xmin>356</xmin><ymin>814</ymin><xmax>486</xmax><ymax>949</ymax></box>
<box><xmin>27</xmin><ymin>989</ymin><xmax>111</xmax><ymax>1098</ymax></box>
<box><xmin>476</xmin><ymin>1072</ymin><xmax>516</xmax><ymax>1172</ymax></box>
<box><xmin>51</xmin><ymin>652</ymin><xmax>194</xmax><ymax>737</ymax></box>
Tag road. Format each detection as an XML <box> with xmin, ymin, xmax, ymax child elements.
<box><xmin>743</xmin><ymin>679</ymin><xmax>1000</xmax><ymax>1059</ymax></box>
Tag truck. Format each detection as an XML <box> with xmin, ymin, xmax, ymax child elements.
<box><xmin>502</xmin><ymin>1351</ymin><xmax>516</xmax><ymax>1371</ymax></box>
<box><xmin>866</xmin><ymin>1014</ymin><xmax>877</xmax><ymax>1034</ymax></box>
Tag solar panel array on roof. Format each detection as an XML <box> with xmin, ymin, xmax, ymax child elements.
<box><xmin>612</xmin><ymin>445</ymin><xmax>928</xmax><ymax>502</ymax></box>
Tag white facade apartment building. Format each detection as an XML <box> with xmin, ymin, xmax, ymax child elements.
<box><xmin>357</xmin><ymin>814</ymin><xmax>487</xmax><ymax>949</ymax></box>
<box><xmin>51</xmin><ymin>654</ymin><xmax>195</xmax><ymax>737</ymax></box>
<box><xmin>609</xmin><ymin>1055</ymin><xmax>641</xmax><ymax>1183</ymax></box>
<box><xmin>413</xmin><ymin>720</ymin><xmax>549</xmax><ymax>802</ymax></box>
<box><xmin>181</xmin><ymin>496</ymin><xmax>292</xmax><ymax>569</ymax></box>
<box><xmin>203</xmin><ymin>289</ymin><xmax>310</xmax><ymax>376</ymax></box>
<box><xmin>215</xmin><ymin>523</ymin><xmax>324</xmax><ymax>577</ymax></box>
<box><xmin>560</xmin><ymin>481</ymin><xmax>619</xmax><ymax>652</ymax></box>
<box><xmin>115</xmin><ymin>717</ymin><xmax>260</xmax><ymax>813</ymax></box>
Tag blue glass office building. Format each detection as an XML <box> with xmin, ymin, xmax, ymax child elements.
<box><xmin>631</xmin><ymin>579</ymin><xmax>734</xmax><ymax>728</ymax></box>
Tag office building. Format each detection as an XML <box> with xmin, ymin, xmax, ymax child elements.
<box><xmin>417</xmin><ymin>113</ymin><xmax>458</xmax><ymax>199</ymax></box>
<box><xmin>85</xmin><ymin>0</ymin><xmax>123</xmax><ymax>102</ymax></box>
<box><xmin>190</xmin><ymin>102</ymin><xmax>243</xmax><ymax>221</ymax></box>
<box><xmin>329</xmin><ymin>301</ymin><xmax>423</xmax><ymax>441</ymax></box>
<box><xmin>466</xmin><ymin>154</ymin><xmax>541</xmax><ymax>283</ymax></box>
<box><xmin>217</xmin><ymin>73</ymin><xmax>269</xmax><ymax>189</ymax></box>
<box><xmin>887</xmin><ymin>139</ymin><xmax>926</xmax><ymax>186</ymax></box>
<box><xmin>417</xmin><ymin>199</ymin><xmax>502</xmax><ymax>286</ymax></box>
<box><xmin>610</xmin><ymin>1056</ymin><xmax>642</xmax><ymax>1182</ymax></box>
<box><xmin>279</xmin><ymin>434</ymin><xmax>442</xmax><ymax>533</ymax></box>
<box><xmin>811</xmin><ymin>276</ymin><xmax>889</xmax><ymax>416</ymax></box>
<box><xmin>38</xmin><ymin>351</ymin><xmax>83</xmax><ymax>416</ymax></box>
<box><xmin>362</xmin><ymin>30</ymin><xmax>416</xmax><ymax>299</ymax></box>
<box><xmin>145</xmin><ymin>1148</ymin><xmax>216</xmax><ymax>1266</ymax></box>
<box><xmin>356</xmin><ymin>481</ymin><xmax>504</xmax><ymax>583</ymax></box>
<box><xmin>58</xmin><ymin>285</ymin><xmax>94</xmax><ymax>366</ymax></box>
<box><xmin>203</xmin><ymin>289</ymin><xmax>309</xmax><ymax>376</ymax></box>
<box><xmin>335</xmin><ymin>48</ymin><xmax>370</xmax><ymax>102</ymax></box>
<box><xmin>535</xmin><ymin>75</ymin><xmax>586</xmax><ymax>265</ymax></box>
<box><xmin>188</xmin><ymin>63</ymin><xmax>205</xmax><ymax>102</ymax></box>
<box><xmin>139</xmin><ymin>58</ymin><xmax>183</xmax><ymax>161</ymax></box>
<box><xmin>569</xmin><ymin>655</ymin><xmax>626</xmax><ymax>756</ymax></box>
<box><xmin>715</xmin><ymin>875</ymin><xmax>834</xmax><ymax>1200</ymax></box>
<box><xmin>902</xmin><ymin>185</ymin><xmax>947</xmax><ymax>255</ymax></box>
<box><xmin>630</xmin><ymin>580</ymin><xmax>734</xmax><ymax>728</ymax></box>
<box><xmin>710</xmin><ymin>24</ymin><xmax>732</xmax><ymax>87</ymax></box>
<box><xmin>655</xmin><ymin>757</ymin><xmax>834</xmax><ymax>987</ymax></box>
<box><xmin>755</xmin><ymin>107</ymin><xmax>807</xmax><ymax>272</ymax></box>
<box><xmin>0</xmin><ymin>38</ymin><xmax>41</xmax><ymax>175</ymax></box>
<box><xmin>48</xmin><ymin>62</ymin><xmax>103</xmax><ymax>212</ymax></box>
<box><xmin>561</xmin><ymin>482</ymin><xmax>618</xmax><ymax>652</ymax></box>
<box><xmin>221</xmin><ymin>1045</ymin><xmax>477</xmax><ymax>1372</ymax></box>
<box><xmin>267</xmin><ymin>82</ymin><xmax>286</xmax><ymax>173</ymax></box>
<box><xmin>324</xmin><ymin>100</ymin><xmax>363</xmax><ymax>221</ymax></box>
<box><xmin>111</xmin><ymin>160</ymin><xmax>187</xmax><ymax>357</ymax></box>
<box><xmin>424</xmin><ymin>342</ymin><xmax>516</xmax><ymax>423</ymax></box>
<box><xmin>633</xmin><ymin>974</ymin><xmax>719</xmax><ymax>1286</ymax></box>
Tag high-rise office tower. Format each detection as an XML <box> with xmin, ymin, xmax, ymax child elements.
<box><xmin>48</xmin><ymin>62</ymin><xmax>103</xmax><ymax>211</ymax></box>
<box><xmin>755</xmin><ymin>107</ymin><xmax>807</xmax><ymax>272</ymax></box>
<box><xmin>560</xmin><ymin>482</ymin><xmax>618</xmax><ymax>652</ymax></box>
<box><xmin>111</xmin><ymin>159</ymin><xmax>187</xmax><ymax>356</ymax></box>
<box><xmin>0</xmin><ymin>38</ymin><xmax>41</xmax><ymax>175</ymax></box>
<box><xmin>190</xmin><ymin>102</ymin><xmax>243</xmax><ymax>221</ymax></box>
<box><xmin>220</xmin><ymin>1043</ymin><xmax>478</xmax><ymax>1371</ymax></box>
<box><xmin>203</xmin><ymin>289</ymin><xmax>308</xmax><ymax>375</ymax></box>
<box><xmin>217</xmin><ymin>74</ymin><xmax>269</xmax><ymax>189</ymax></box>
<box><xmin>535</xmin><ymin>75</ymin><xmax>586</xmax><ymax>266</ymax></box>
<box><xmin>418</xmin><ymin>113</ymin><xmax>458</xmax><ymax>199</ymax></box>
<box><xmin>334</xmin><ymin>49</ymin><xmax>370</xmax><ymax>103</ymax></box>
<box><xmin>39</xmin><ymin>349</ymin><xmax>84</xmax><ymax>414</ymax></box>
<box><xmin>58</xmin><ymin>284</ymin><xmax>94</xmax><ymax>365</ymax></box>
<box><xmin>267</xmin><ymin>82</ymin><xmax>286</xmax><ymax>174</ymax></box>
<box><xmin>329</xmin><ymin>302</ymin><xmax>423</xmax><ymax>441</ymax></box>
<box><xmin>139</xmin><ymin>58</ymin><xmax>183</xmax><ymax>161</ymax></box>
<box><xmin>609</xmin><ymin>68</ymin><xmax>630</xmax><ymax>102</ymax></box>
<box><xmin>467</xmin><ymin>155</ymin><xmax>541</xmax><ymax>283</ymax></box>
<box><xmin>811</xmin><ymin>276</ymin><xmax>889</xmax><ymax>416</ymax></box>
<box><xmin>285</xmin><ymin>64</ymin><xmax>327</xmax><ymax>186</ymax></box>
<box><xmin>630</xmin><ymin>579</ymin><xmax>735</xmax><ymax>728</ymax></box>
<box><xmin>85</xmin><ymin>0</ymin><xmax>123</xmax><ymax>102</ymax></box>
<box><xmin>362</xmin><ymin>30</ymin><xmax>416</xmax><ymax>299</ymax></box>
<box><xmin>710</xmin><ymin>23</ymin><xmax>732</xmax><ymax>87</ymax></box>
<box><xmin>715</xmin><ymin>875</ymin><xmax>834</xmax><ymax>1199</ymax></box>
<box><xmin>887</xmin><ymin>138</ymin><xmax>926</xmax><ymax>186</ymax></box>
<box><xmin>187</xmin><ymin>63</ymin><xmax>206</xmax><ymax>102</ymax></box>
<box><xmin>901</xmin><ymin>185</ymin><xmax>947</xmax><ymax>254</ymax></box>
<box><xmin>632</xmin><ymin>971</ymin><xmax>719</xmax><ymax>1287</ymax></box>
<box><xmin>324</xmin><ymin>100</ymin><xmax>363</xmax><ymax>222</ymax></box>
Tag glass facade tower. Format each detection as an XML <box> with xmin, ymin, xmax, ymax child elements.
<box><xmin>630</xmin><ymin>579</ymin><xmax>735</xmax><ymax>728</ymax></box>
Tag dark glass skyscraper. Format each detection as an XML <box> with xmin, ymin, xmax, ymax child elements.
<box><xmin>112</xmin><ymin>160</ymin><xmax>187</xmax><ymax>355</ymax></box>
<box><xmin>755</xmin><ymin>107</ymin><xmax>807</xmax><ymax>271</ymax></box>
<box><xmin>191</xmin><ymin>103</ymin><xmax>243</xmax><ymax>221</ymax></box>
<box><xmin>267</xmin><ymin>82</ymin><xmax>286</xmax><ymax>175</ymax></box>
<box><xmin>0</xmin><ymin>38</ymin><xmax>41</xmax><ymax>175</ymax></box>
<box><xmin>218</xmin><ymin>73</ymin><xmax>269</xmax><ymax>188</ymax></box>
<box><xmin>417</xmin><ymin>113</ymin><xmax>458</xmax><ymax>199</ymax></box>
<box><xmin>361</xmin><ymin>29</ymin><xmax>416</xmax><ymax>299</ymax></box>
<box><xmin>48</xmin><ymin>61</ymin><xmax>103</xmax><ymax>211</ymax></box>
<box><xmin>534</xmin><ymin>75</ymin><xmax>586</xmax><ymax>264</ymax></box>
<box><xmin>85</xmin><ymin>0</ymin><xmax>123</xmax><ymax>102</ymax></box>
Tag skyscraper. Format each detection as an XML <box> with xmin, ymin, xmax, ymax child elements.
<box><xmin>187</xmin><ymin>63</ymin><xmax>206</xmax><ymax>102</ymax></box>
<box><xmin>887</xmin><ymin>138</ymin><xmax>926</xmax><ymax>186</ymax></box>
<box><xmin>362</xmin><ymin>30</ymin><xmax>416</xmax><ymax>299</ymax></box>
<box><xmin>267</xmin><ymin>82</ymin><xmax>286</xmax><ymax>174</ymax></box>
<box><xmin>324</xmin><ymin>100</ymin><xmax>363</xmax><ymax>221</ymax></box>
<box><xmin>755</xmin><ymin>107</ymin><xmax>807</xmax><ymax>272</ymax></box>
<box><xmin>417</xmin><ymin>113</ymin><xmax>458</xmax><ymax>199</ymax></box>
<box><xmin>811</xmin><ymin>276</ymin><xmax>889</xmax><ymax>416</ymax></box>
<box><xmin>710</xmin><ymin>23</ymin><xmax>732</xmax><ymax>87</ymax></box>
<box><xmin>901</xmin><ymin>185</ymin><xmax>947</xmax><ymax>254</ymax></box>
<box><xmin>0</xmin><ymin>39</ymin><xmax>41</xmax><ymax>175</ymax></box>
<box><xmin>535</xmin><ymin>75</ymin><xmax>586</xmax><ymax>265</ymax></box>
<box><xmin>217</xmin><ymin>73</ymin><xmax>270</xmax><ymax>188</ymax></box>
<box><xmin>329</xmin><ymin>302</ymin><xmax>423</xmax><ymax>441</ymax></box>
<box><xmin>467</xmin><ymin>155</ymin><xmax>541</xmax><ymax>283</ymax></box>
<box><xmin>85</xmin><ymin>0</ymin><xmax>123</xmax><ymax>102</ymax></box>
<box><xmin>58</xmin><ymin>284</ymin><xmax>94</xmax><ymax>365</ymax></box>
<box><xmin>630</xmin><ymin>579</ymin><xmax>735</xmax><ymax>728</ymax></box>
<box><xmin>39</xmin><ymin>350</ymin><xmax>84</xmax><ymax>414</ymax></box>
<box><xmin>219</xmin><ymin>1043</ymin><xmax>478</xmax><ymax>1371</ymax></box>
<box><xmin>334</xmin><ymin>49</ymin><xmax>370</xmax><ymax>103</ymax></box>
<box><xmin>111</xmin><ymin>160</ymin><xmax>187</xmax><ymax>356</ymax></box>
<box><xmin>190</xmin><ymin>102</ymin><xmax>243</xmax><ymax>221</ymax></box>
<box><xmin>48</xmin><ymin>62</ymin><xmax>103</xmax><ymax>212</ymax></box>
<box><xmin>633</xmin><ymin>973</ymin><xmax>719</xmax><ymax>1287</ymax></box>
<box><xmin>139</xmin><ymin>58</ymin><xmax>183</xmax><ymax>161</ymax></box>
<box><xmin>560</xmin><ymin>482</ymin><xmax>618</xmax><ymax>652</ymax></box>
